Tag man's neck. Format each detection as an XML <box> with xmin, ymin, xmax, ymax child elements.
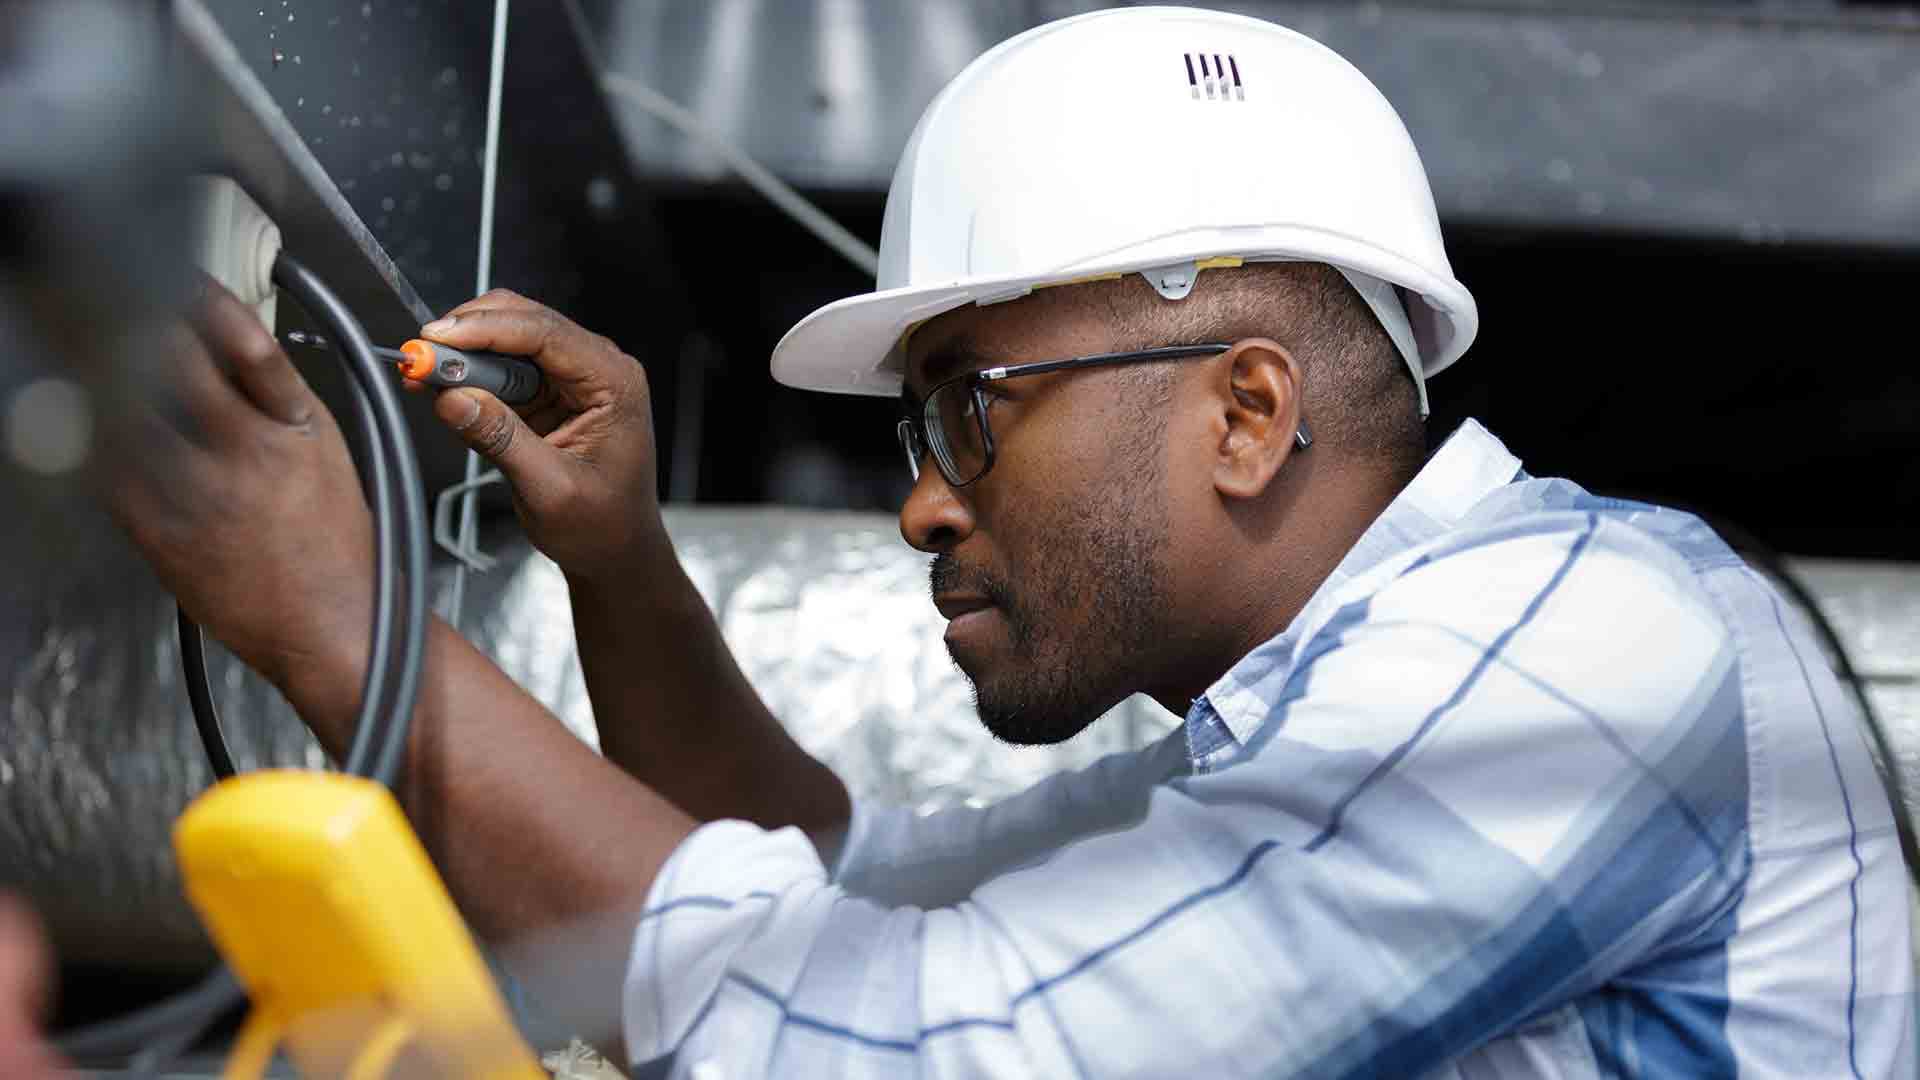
<box><xmin>1147</xmin><ymin>470</ymin><xmax>1409</xmax><ymax>715</ymax></box>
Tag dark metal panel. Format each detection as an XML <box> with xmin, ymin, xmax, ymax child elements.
<box><xmin>594</xmin><ymin>0</ymin><xmax>1034</xmax><ymax>191</ymax></box>
<box><xmin>173</xmin><ymin>0</ymin><xmax>508</xmax><ymax>493</ymax></box>
<box><xmin>592</xmin><ymin>0</ymin><xmax>1920</xmax><ymax>250</ymax></box>
<box><xmin>171</xmin><ymin>0</ymin><xmax>436</xmax><ymax>347</ymax></box>
<box><xmin>1170</xmin><ymin>0</ymin><xmax>1920</xmax><ymax>249</ymax></box>
<box><xmin>186</xmin><ymin>0</ymin><xmax>498</xmax><ymax>318</ymax></box>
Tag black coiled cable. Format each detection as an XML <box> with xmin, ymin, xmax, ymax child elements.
<box><xmin>177</xmin><ymin>606</ymin><xmax>237</xmax><ymax>780</ymax></box>
<box><xmin>272</xmin><ymin>250</ymin><xmax>429</xmax><ymax>791</ymax></box>
<box><xmin>57</xmin><ymin>251</ymin><xmax>431</xmax><ymax>1067</ymax></box>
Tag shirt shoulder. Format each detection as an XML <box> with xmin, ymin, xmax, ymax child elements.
<box><xmin>1209</xmin><ymin>501</ymin><xmax>1741</xmax><ymax>780</ymax></box>
<box><xmin>1312</xmin><ymin>500</ymin><xmax>1729</xmax><ymax>672</ymax></box>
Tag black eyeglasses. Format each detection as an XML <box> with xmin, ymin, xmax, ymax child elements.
<box><xmin>897</xmin><ymin>342</ymin><xmax>1311</xmax><ymax>488</ymax></box>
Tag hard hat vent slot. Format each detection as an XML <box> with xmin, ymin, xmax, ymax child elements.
<box><xmin>1184</xmin><ymin>52</ymin><xmax>1244</xmax><ymax>101</ymax></box>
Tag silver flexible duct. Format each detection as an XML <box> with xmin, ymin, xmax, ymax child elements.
<box><xmin>2</xmin><ymin>507</ymin><xmax>1177</xmax><ymax>971</ymax></box>
<box><xmin>4</xmin><ymin>508</ymin><xmax>1913</xmax><ymax>972</ymax></box>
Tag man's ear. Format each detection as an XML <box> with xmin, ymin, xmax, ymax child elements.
<box><xmin>1212</xmin><ymin>338</ymin><xmax>1305</xmax><ymax>501</ymax></box>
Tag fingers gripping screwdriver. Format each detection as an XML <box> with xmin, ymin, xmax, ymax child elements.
<box><xmin>377</xmin><ymin>340</ymin><xmax>543</xmax><ymax>405</ymax></box>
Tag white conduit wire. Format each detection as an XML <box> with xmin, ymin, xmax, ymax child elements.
<box><xmin>441</xmin><ymin>0</ymin><xmax>511</xmax><ymax>629</ymax></box>
<box><xmin>435</xmin><ymin>1</ymin><xmax>882</xmax><ymax>603</ymax></box>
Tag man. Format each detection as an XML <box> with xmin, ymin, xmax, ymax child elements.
<box><xmin>0</xmin><ymin>899</ymin><xmax>62</xmax><ymax>1078</ymax></box>
<box><xmin>20</xmin><ymin>6</ymin><xmax>1911</xmax><ymax>1076</ymax></box>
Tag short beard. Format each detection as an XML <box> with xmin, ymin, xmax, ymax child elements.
<box><xmin>933</xmin><ymin>407</ymin><xmax>1172</xmax><ymax>746</ymax></box>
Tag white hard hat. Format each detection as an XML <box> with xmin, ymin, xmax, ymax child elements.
<box><xmin>770</xmin><ymin>5</ymin><xmax>1477</xmax><ymax>417</ymax></box>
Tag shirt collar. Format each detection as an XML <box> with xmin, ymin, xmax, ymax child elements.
<box><xmin>1194</xmin><ymin>419</ymin><xmax>1524</xmax><ymax>746</ymax></box>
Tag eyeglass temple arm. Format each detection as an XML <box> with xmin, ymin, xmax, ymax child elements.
<box><xmin>972</xmin><ymin>344</ymin><xmax>1233</xmax><ymax>383</ymax></box>
<box><xmin>972</xmin><ymin>347</ymin><xmax>1310</xmax><ymax>451</ymax></box>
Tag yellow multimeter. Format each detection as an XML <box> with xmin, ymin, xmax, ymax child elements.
<box><xmin>173</xmin><ymin>770</ymin><xmax>546</xmax><ymax>1080</ymax></box>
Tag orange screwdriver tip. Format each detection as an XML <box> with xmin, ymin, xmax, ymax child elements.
<box><xmin>396</xmin><ymin>339</ymin><xmax>437</xmax><ymax>381</ymax></box>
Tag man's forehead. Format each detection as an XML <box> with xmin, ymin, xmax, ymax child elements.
<box><xmin>908</xmin><ymin>301</ymin><xmax>1026</xmax><ymax>367</ymax></box>
<box><xmin>904</xmin><ymin>326</ymin><xmax>1004</xmax><ymax>398</ymax></box>
<box><xmin>903</xmin><ymin>285</ymin><xmax>1112</xmax><ymax>393</ymax></box>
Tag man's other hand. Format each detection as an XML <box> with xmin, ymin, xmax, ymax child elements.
<box><xmin>0</xmin><ymin>896</ymin><xmax>64</xmax><ymax>1079</ymax></box>
<box><xmin>411</xmin><ymin>290</ymin><xmax>664</xmax><ymax>584</ymax></box>
<box><xmin>96</xmin><ymin>277</ymin><xmax>375</xmax><ymax>696</ymax></box>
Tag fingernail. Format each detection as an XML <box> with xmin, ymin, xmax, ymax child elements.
<box><xmin>451</xmin><ymin>392</ymin><xmax>481</xmax><ymax>429</ymax></box>
<box><xmin>422</xmin><ymin>316</ymin><xmax>457</xmax><ymax>337</ymax></box>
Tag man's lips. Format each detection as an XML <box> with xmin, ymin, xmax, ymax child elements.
<box><xmin>933</xmin><ymin>593</ymin><xmax>994</xmax><ymax>621</ymax></box>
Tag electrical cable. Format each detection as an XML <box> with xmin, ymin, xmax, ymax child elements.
<box><xmin>336</xmin><ymin>372</ymin><xmax>398</xmax><ymax>781</ymax></box>
<box><xmin>56</xmin><ymin>252</ymin><xmax>432</xmax><ymax>1066</ymax></box>
<box><xmin>172</xmin><ymin>291</ymin><xmax>405</xmax><ymax>784</ymax></box>
<box><xmin>272</xmin><ymin>249</ymin><xmax>430</xmax><ymax>791</ymax></box>
<box><xmin>275</xmin><ymin>250</ymin><xmax>430</xmax><ymax>789</ymax></box>
<box><xmin>177</xmin><ymin>608</ymin><xmax>237</xmax><ymax>779</ymax></box>
<box><xmin>124</xmin><ymin>997</ymin><xmax>226</xmax><ymax>1080</ymax></box>
<box><xmin>53</xmin><ymin>968</ymin><xmax>241</xmax><ymax>1062</ymax></box>
<box><xmin>175</xmin><ymin>365</ymin><xmax>402</xmax><ymax>784</ymax></box>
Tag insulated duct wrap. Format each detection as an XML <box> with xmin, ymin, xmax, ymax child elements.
<box><xmin>4</xmin><ymin>509</ymin><xmax>1914</xmax><ymax>973</ymax></box>
<box><xmin>2</xmin><ymin>507</ymin><xmax>1177</xmax><ymax>972</ymax></box>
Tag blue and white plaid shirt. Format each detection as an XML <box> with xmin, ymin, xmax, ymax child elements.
<box><xmin>623</xmin><ymin>420</ymin><xmax>1913</xmax><ymax>1078</ymax></box>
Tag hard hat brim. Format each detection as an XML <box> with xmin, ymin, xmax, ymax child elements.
<box><xmin>771</xmin><ymin>226</ymin><xmax>1478</xmax><ymax>399</ymax></box>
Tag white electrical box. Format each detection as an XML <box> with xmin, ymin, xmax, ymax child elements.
<box><xmin>188</xmin><ymin>175</ymin><xmax>280</xmax><ymax>330</ymax></box>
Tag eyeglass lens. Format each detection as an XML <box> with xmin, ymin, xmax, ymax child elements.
<box><xmin>926</xmin><ymin>382</ymin><xmax>989</xmax><ymax>485</ymax></box>
<box><xmin>896</xmin><ymin>418</ymin><xmax>924</xmax><ymax>481</ymax></box>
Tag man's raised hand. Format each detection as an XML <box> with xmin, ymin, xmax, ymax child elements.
<box><xmin>95</xmin><ymin>277</ymin><xmax>375</xmax><ymax>699</ymax></box>
<box><xmin>413</xmin><ymin>290</ymin><xmax>667</xmax><ymax>584</ymax></box>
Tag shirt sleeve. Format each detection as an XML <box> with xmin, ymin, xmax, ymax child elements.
<box><xmin>830</xmin><ymin>730</ymin><xmax>1190</xmax><ymax>908</ymax></box>
<box><xmin>622</xmin><ymin>513</ymin><xmax>1752</xmax><ymax>1078</ymax></box>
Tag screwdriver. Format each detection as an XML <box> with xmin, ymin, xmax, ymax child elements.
<box><xmin>375</xmin><ymin>340</ymin><xmax>543</xmax><ymax>406</ymax></box>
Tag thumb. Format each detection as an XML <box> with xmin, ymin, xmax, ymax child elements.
<box><xmin>433</xmin><ymin>388</ymin><xmax>557</xmax><ymax>492</ymax></box>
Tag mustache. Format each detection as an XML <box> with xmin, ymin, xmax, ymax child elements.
<box><xmin>929</xmin><ymin>554</ymin><xmax>1011</xmax><ymax>610</ymax></box>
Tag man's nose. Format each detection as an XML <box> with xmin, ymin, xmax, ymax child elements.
<box><xmin>899</xmin><ymin>466</ymin><xmax>975</xmax><ymax>553</ymax></box>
